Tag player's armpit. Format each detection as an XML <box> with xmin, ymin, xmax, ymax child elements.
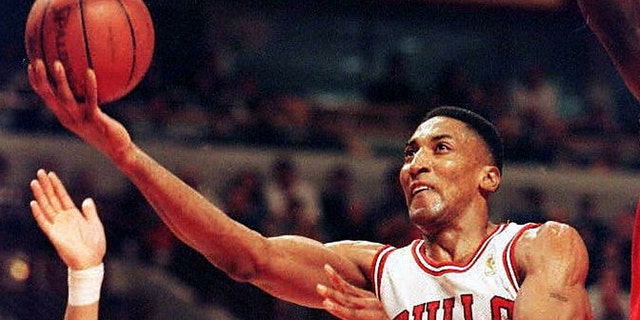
<box><xmin>512</xmin><ymin>222</ymin><xmax>593</xmax><ymax>320</ymax></box>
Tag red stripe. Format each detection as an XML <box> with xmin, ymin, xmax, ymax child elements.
<box><xmin>630</xmin><ymin>196</ymin><xmax>640</xmax><ymax>320</ymax></box>
<box><xmin>411</xmin><ymin>224</ymin><xmax>506</xmax><ymax>275</ymax></box>
<box><xmin>371</xmin><ymin>245</ymin><xmax>395</xmax><ymax>299</ymax></box>
<box><xmin>503</xmin><ymin>223</ymin><xmax>540</xmax><ymax>291</ymax></box>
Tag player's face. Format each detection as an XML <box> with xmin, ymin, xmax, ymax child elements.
<box><xmin>399</xmin><ymin>116</ymin><xmax>490</xmax><ymax>231</ymax></box>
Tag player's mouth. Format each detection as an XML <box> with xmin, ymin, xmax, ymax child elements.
<box><xmin>410</xmin><ymin>183</ymin><xmax>434</xmax><ymax>196</ymax></box>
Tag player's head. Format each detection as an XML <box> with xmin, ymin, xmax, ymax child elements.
<box><xmin>423</xmin><ymin>106</ymin><xmax>503</xmax><ymax>173</ymax></box>
<box><xmin>400</xmin><ymin>106</ymin><xmax>503</xmax><ymax>230</ymax></box>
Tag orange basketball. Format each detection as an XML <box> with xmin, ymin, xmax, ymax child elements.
<box><xmin>24</xmin><ymin>0</ymin><xmax>155</xmax><ymax>104</ymax></box>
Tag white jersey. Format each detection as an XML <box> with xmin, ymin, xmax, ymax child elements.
<box><xmin>372</xmin><ymin>222</ymin><xmax>539</xmax><ymax>320</ymax></box>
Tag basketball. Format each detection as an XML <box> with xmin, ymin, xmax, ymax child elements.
<box><xmin>24</xmin><ymin>0</ymin><xmax>155</xmax><ymax>104</ymax></box>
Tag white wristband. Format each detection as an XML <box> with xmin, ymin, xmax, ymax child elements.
<box><xmin>68</xmin><ymin>263</ymin><xmax>104</xmax><ymax>306</ymax></box>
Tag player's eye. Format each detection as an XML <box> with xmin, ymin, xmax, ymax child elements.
<box><xmin>435</xmin><ymin>143</ymin><xmax>450</xmax><ymax>153</ymax></box>
<box><xmin>403</xmin><ymin>146</ymin><xmax>417</xmax><ymax>160</ymax></box>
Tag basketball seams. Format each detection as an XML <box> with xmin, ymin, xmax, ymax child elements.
<box><xmin>38</xmin><ymin>0</ymin><xmax>52</xmax><ymax>84</ymax></box>
<box><xmin>115</xmin><ymin>0</ymin><xmax>137</xmax><ymax>90</ymax></box>
<box><xmin>26</xmin><ymin>0</ymin><xmax>154</xmax><ymax>104</ymax></box>
<box><xmin>78</xmin><ymin>0</ymin><xmax>94</xmax><ymax>70</ymax></box>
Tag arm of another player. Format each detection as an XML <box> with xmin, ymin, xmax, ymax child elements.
<box><xmin>27</xmin><ymin>59</ymin><xmax>376</xmax><ymax>308</ymax></box>
<box><xmin>29</xmin><ymin>170</ymin><xmax>106</xmax><ymax>320</ymax></box>
<box><xmin>513</xmin><ymin>222</ymin><xmax>593</xmax><ymax>320</ymax></box>
<box><xmin>577</xmin><ymin>0</ymin><xmax>640</xmax><ymax>100</ymax></box>
<box><xmin>316</xmin><ymin>264</ymin><xmax>389</xmax><ymax>320</ymax></box>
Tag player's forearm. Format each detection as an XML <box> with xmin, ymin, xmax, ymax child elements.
<box><xmin>578</xmin><ymin>0</ymin><xmax>640</xmax><ymax>98</ymax></box>
<box><xmin>113</xmin><ymin>144</ymin><xmax>268</xmax><ymax>280</ymax></box>
<box><xmin>64</xmin><ymin>303</ymin><xmax>99</xmax><ymax>320</ymax></box>
<box><xmin>514</xmin><ymin>285</ymin><xmax>593</xmax><ymax>319</ymax></box>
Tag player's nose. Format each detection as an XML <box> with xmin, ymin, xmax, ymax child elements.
<box><xmin>407</xmin><ymin>149</ymin><xmax>432</xmax><ymax>177</ymax></box>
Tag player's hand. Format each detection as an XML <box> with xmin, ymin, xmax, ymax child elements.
<box><xmin>27</xmin><ymin>59</ymin><xmax>133</xmax><ymax>163</ymax></box>
<box><xmin>317</xmin><ymin>264</ymin><xmax>389</xmax><ymax>320</ymax></box>
<box><xmin>30</xmin><ymin>169</ymin><xmax>106</xmax><ymax>270</ymax></box>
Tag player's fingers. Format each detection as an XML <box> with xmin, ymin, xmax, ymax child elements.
<box><xmin>52</xmin><ymin>61</ymin><xmax>77</xmax><ymax>104</ymax></box>
<box><xmin>47</xmin><ymin>171</ymin><xmax>75</xmax><ymax>210</ymax></box>
<box><xmin>323</xmin><ymin>299</ymin><xmax>357</xmax><ymax>320</ymax></box>
<box><xmin>52</xmin><ymin>61</ymin><xmax>86</xmax><ymax>120</ymax></box>
<box><xmin>325</xmin><ymin>264</ymin><xmax>369</xmax><ymax>297</ymax></box>
<box><xmin>30</xmin><ymin>178</ymin><xmax>55</xmax><ymax>221</ymax></box>
<box><xmin>36</xmin><ymin>169</ymin><xmax>63</xmax><ymax>211</ymax></box>
<box><xmin>29</xmin><ymin>199</ymin><xmax>59</xmax><ymax>238</ymax></box>
<box><xmin>81</xmin><ymin>198</ymin><xmax>100</xmax><ymax>222</ymax></box>
<box><xmin>85</xmin><ymin>69</ymin><xmax>99</xmax><ymax>113</ymax></box>
<box><xmin>317</xmin><ymin>283</ymin><xmax>364</xmax><ymax>309</ymax></box>
<box><xmin>27</xmin><ymin>63</ymin><xmax>37</xmax><ymax>90</ymax></box>
<box><xmin>323</xmin><ymin>298</ymin><xmax>384</xmax><ymax>320</ymax></box>
<box><xmin>29</xmin><ymin>60</ymin><xmax>58</xmax><ymax>104</ymax></box>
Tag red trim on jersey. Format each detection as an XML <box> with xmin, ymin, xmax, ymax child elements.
<box><xmin>503</xmin><ymin>223</ymin><xmax>541</xmax><ymax>292</ymax></box>
<box><xmin>630</xmin><ymin>197</ymin><xmax>640</xmax><ymax>320</ymax></box>
<box><xmin>410</xmin><ymin>223</ymin><xmax>507</xmax><ymax>275</ymax></box>
<box><xmin>372</xmin><ymin>245</ymin><xmax>396</xmax><ymax>299</ymax></box>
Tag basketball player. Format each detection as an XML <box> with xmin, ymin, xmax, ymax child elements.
<box><xmin>29</xmin><ymin>60</ymin><xmax>591</xmax><ymax>319</ymax></box>
<box><xmin>26</xmin><ymin>58</ymin><xmax>592</xmax><ymax>318</ymax></box>
<box><xmin>29</xmin><ymin>169</ymin><xmax>105</xmax><ymax>320</ymax></box>
<box><xmin>576</xmin><ymin>0</ymin><xmax>640</xmax><ymax>318</ymax></box>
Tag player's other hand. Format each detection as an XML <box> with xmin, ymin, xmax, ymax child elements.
<box><xmin>30</xmin><ymin>169</ymin><xmax>106</xmax><ymax>270</ymax></box>
<box><xmin>316</xmin><ymin>264</ymin><xmax>389</xmax><ymax>320</ymax></box>
<box><xmin>27</xmin><ymin>59</ymin><xmax>133</xmax><ymax>163</ymax></box>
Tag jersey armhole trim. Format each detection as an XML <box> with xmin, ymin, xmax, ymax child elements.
<box><xmin>371</xmin><ymin>244</ymin><xmax>396</xmax><ymax>299</ymax></box>
<box><xmin>503</xmin><ymin>222</ymin><xmax>541</xmax><ymax>292</ymax></box>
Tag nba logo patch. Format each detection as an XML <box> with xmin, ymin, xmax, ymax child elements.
<box><xmin>484</xmin><ymin>254</ymin><xmax>497</xmax><ymax>276</ymax></box>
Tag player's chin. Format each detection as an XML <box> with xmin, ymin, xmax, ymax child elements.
<box><xmin>409</xmin><ymin>202</ymin><xmax>445</xmax><ymax>225</ymax></box>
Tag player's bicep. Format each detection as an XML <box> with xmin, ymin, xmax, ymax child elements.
<box><xmin>513</xmin><ymin>222</ymin><xmax>593</xmax><ymax>320</ymax></box>
<box><xmin>251</xmin><ymin>236</ymin><xmax>379</xmax><ymax>309</ymax></box>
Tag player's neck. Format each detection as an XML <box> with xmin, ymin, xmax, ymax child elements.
<box><xmin>422</xmin><ymin>221</ymin><xmax>497</xmax><ymax>264</ymax></box>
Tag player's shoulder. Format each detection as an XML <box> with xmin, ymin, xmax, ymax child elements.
<box><xmin>519</xmin><ymin>220</ymin><xmax>582</xmax><ymax>245</ymax></box>
<box><xmin>515</xmin><ymin>221</ymin><xmax>587</xmax><ymax>266</ymax></box>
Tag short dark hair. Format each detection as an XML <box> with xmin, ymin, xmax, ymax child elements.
<box><xmin>424</xmin><ymin>106</ymin><xmax>504</xmax><ymax>173</ymax></box>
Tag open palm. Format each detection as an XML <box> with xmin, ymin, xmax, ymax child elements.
<box><xmin>30</xmin><ymin>169</ymin><xmax>106</xmax><ymax>270</ymax></box>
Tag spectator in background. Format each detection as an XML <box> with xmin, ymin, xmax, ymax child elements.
<box><xmin>506</xmin><ymin>186</ymin><xmax>548</xmax><ymax>224</ymax></box>
<box><xmin>0</xmin><ymin>153</ymin><xmax>23</xmax><ymax>218</ymax></box>
<box><xmin>588</xmin><ymin>210</ymin><xmax>633</xmax><ymax>320</ymax></box>
<box><xmin>263</xmin><ymin>156</ymin><xmax>322</xmax><ymax>239</ymax></box>
<box><xmin>248</xmin><ymin>94</ymin><xmax>344</xmax><ymax>150</ymax></box>
<box><xmin>427</xmin><ymin>63</ymin><xmax>484</xmax><ymax>111</ymax></box>
<box><xmin>588</xmin><ymin>256</ymin><xmax>629</xmax><ymax>319</ymax></box>
<box><xmin>509</xmin><ymin>65</ymin><xmax>567</xmax><ymax>164</ymax></box>
<box><xmin>571</xmin><ymin>194</ymin><xmax>610</xmax><ymax>287</ymax></box>
<box><xmin>320</xmin><ymin>165</ymin><xmax>370</xmax><ymax>242</ymax></box>
<box><xmin>570</xmin><ymin>80</ymin><xmax>620</xmax><ymax>137</ymax></box>
<box><xmin>366</xmin><ymin>165</ymin><xmax>420</xmax><ymax>247</ymax></box>
<box><xmin>221</xmin><ymin>169</ymin><xmax>268</xmax><ymax>232</ymax></box>
<box><xmin>366</xmin><ymin>52</ymin><xmax>416</xmax><ymax>106</ymax></box>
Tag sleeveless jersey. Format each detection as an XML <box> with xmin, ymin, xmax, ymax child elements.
<box><xmin>371</xmin><ymin>222</ymin><xmax>539</xmax><ymax>320</ymax></box>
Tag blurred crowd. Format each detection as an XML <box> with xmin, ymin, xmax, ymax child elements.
<box><xmin>0</xmin><ymin>146</ymin><xmax>635</xmax><ymax>319</ymax></box>
<box><xmin>0</xmin><ymin>3</ymin><xmax>639</xmax><ymax>317</ymax></box>
<box><xmin>0</xmin><ymin>42</ymin><xmax>638</xmax><ymax>171</ymax></box>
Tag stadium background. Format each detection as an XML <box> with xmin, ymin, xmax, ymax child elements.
<box><xmin>0</xmin><ymin>0</ymin><xmax>638</xmax><ymax>319</ymax></box>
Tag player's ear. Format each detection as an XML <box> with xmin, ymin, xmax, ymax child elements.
<box><xmin>479</xmin><ymin>165</ymin><xmax>501</xmax><ymax>193</ymax></box>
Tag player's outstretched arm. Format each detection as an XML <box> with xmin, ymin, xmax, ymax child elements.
<box><xmin>27</xmin><ymin>59</ymin><xmax>375</xmax><ymax>308</ymax></box>
<box><xmin>30</xmin><ymin>170</ymin><xmax>106</xmax><ymax>320</ymax></box>
<box><xmin>513</xmin><ymin>222</ymin><xmax>593</xmax><ymax>320</ymax></box>
<box><xmin>577</xmin><ymin>0</ymin><xmax>640</xmax><ymax>100</ymax></box>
